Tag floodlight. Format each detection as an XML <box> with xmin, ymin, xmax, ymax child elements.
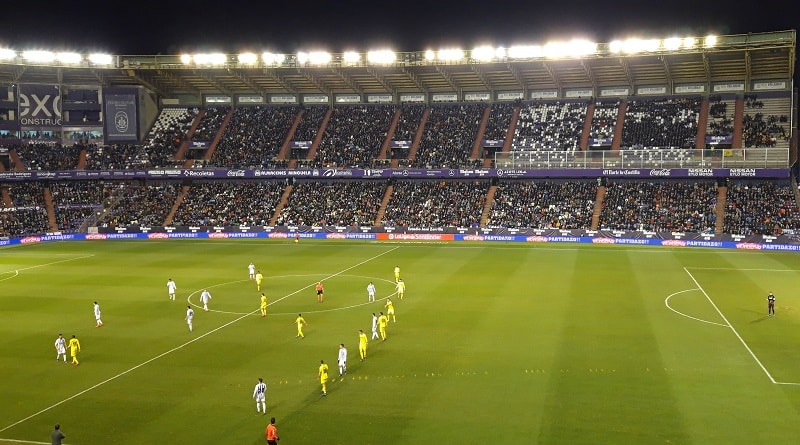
<box><xmin>56</xmin><ymin>52</ymin><xmax>82</xmax><ymax>64</ymax></box>
<box><xmin>471</xmin><ymin>46</ymin><xmax>495</xmax><ymax>62</ymax></box>
<box><xmin>343</xmin><ymin>51</ymin><xmax>360</xmax><ymax>64</ymax></box>
<box><xmin>194</xmin><ymin>53</ymin><xmax>226</xmax><ymax>65</ymax></box>
<box><xmin>88</xmin><ymin>53</ymin><xmax>113</xmax><ymax>65</ymax></box>
<box><xmin>180</xmin><ymin>54</ymin><xmax>192</xmax><ymax>64</ymax></box>
<box><xmin>0</xmin><ymin>48</ymin><xmax>16</xmax><ymax>60</ymax></box>
<box><xmin>663</xmin><ymin>37</ymin><xmax>682</xmax><ymax>50</ymax></box>
<box><xmin>682</xmin><ymin>37</ymin><xmax>697</xmax><ymax>49</ymax></box>
<box><xmin>544</xmin><ymin>40</ymin><xmax>595</xmax><ymax>59</ymax></box>
<box><xmin>22</xmin><ymin>50</ymin><xmax>55</xmax><ymax>63</ymax></box>
<box><xmin>367</xmin><ymin>50</ymin><xmax>395</xmax><ymax>65</ymax></box>
<box><xmin>495</xmin><ymin>47</ymin><xmax>507</xmax><ymax>59</ymax></box>
<box><xmin>609</xmin><ymin>40</ymin><xmax>624</xmax><ymax>53</ymax></box>
<box><xmin>569</xmin><ymin>39</ymin><xmax>597</xmax><ymax>57</ymax></box>
<box><xmin>508</xmin><ymin>45</ymin><xmax>542</xmax><ymax>59</ymax></box>
<box><xmin>704</xmin><ymin>35</ymin><xmax>717</xmax><ymax>48</ymax></box>
<box><xmin>262</xmin><ymin>52</ymin><xmax>285</xmax><ymax>65</ymax></box>
<box><xmin>305</xmin><ymin>51</ymin><xmax>331</xmax><ymax>65</ymax></box>
<box><xmin>438</xmin><ymin>48</ymin><xmax>464</xmax><ymax>61</ymax></box>
<box><xmin>238</xmin><ymin>52</ymin><xmax>258</xmax><ymax>64</ymax></box>
<box><xmin>424</xmin><ymin>50</ymin><xmax>436</xmax><ymax>61</ymax></box>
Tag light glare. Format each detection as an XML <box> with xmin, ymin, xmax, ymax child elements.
<box><xmin>22</xmin><ymin>50</ymin><xmax>55</xmax><ymax>63</ymax></box>
<box><xmin>238</xmin><ymin>53</ymin><xmax>258</xmax><ymax>64</ymax></box>
<box><xmin>367</xmin><ymin>50</ymin><xmax>395</xmax><ymax>64</ymax></box>
<box><xmin>0</xmin><ymin>48</ymin><xmax>16</xmax><ymax>60</ymax></box>
<box><xmin>88</xmin><ymin>53</ymin><xmax>113</xmax><ymax>65</ymax></box>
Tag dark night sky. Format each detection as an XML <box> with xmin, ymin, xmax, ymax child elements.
<box><xmin>0</xmin><ymin>0</ymin><xmax>795</xmax><ymax>55</ymax></box>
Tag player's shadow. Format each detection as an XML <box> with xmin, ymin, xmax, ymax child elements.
<box><xmin>749</xmin><ymin>315</ymin><xmax>771</xmax><ymax>324</ymax></box>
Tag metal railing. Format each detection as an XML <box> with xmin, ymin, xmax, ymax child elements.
<box><xmin>494</xmin><ymin>148</ymin><xmax>789</xmax><ymax>169</ymax></box>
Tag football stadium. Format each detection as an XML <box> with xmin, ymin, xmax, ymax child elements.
<box><xmin>1</xmin><ymin>29</ymin><xmax>799</xmax><ymax>444</ymax></box>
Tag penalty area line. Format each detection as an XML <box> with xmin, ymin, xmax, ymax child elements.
<box><xmin>683</xmin><ymin>267</ymin><xmax>779</xmax><ymax>385</ymax></box>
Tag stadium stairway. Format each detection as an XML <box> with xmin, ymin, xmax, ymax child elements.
<box><xmin>406</xmin><ymin>107</ymin><xmax>430</xmax><ymax>162</ymax></box>
<box><xmin>696</xmin><ymin>98</ymin><xmax>710</xmax><ymax>149</ymax></box>
<box><xmin>732</xmin><ymin>96</ymin><xmax>744</xmax><ymax>149</ymax></box>
<box><xmin>1</xmin><ymin>185</ymin><xmax>12</xmax><ymax>206</ymax></box>
<box><xmin>580</xmin><ymin>102</ymin><xmax>595</xmax><ymax>150</ymax></box>
<box><xmin>278</xmin><ymin>109</ymin><xmax>305</xmax><ymax>160</ymax></box>
<box><xmin>590</xmin><ymin>185</ymin><xmax>606</xmax><ymax>230</ymax></box>
<box><xmin>173</xmin><ymin>109</ymin><xmax>206</xmax><ymax>162</ymax></box>
<box><xmin>377</xmin><ymin>108</ymin><xmax>402</xmax><ymax>160</ymax></box>
<box><xmin>479</xmin><ymin>185</ymin><xmax>497</xmax><ymax>227</ymax></box>
<box><xmin>270</xmin><ymin>185</ymin><xmax>294</xmax><ymax>226</ymax></box>
<box><xmin>485</xmin><ymin>104</ymin><xmax>521</xmax><ymax>167</ymax></box>
<box><xmin>201</xmin><ymin>108</ymin><xmax>235</xmax><ymax>164</ymax></box>
<box><xmin>43</xmin><ymin>186</ymin><xmax>58</xmax><ymax>232</ymax></box>
<box><xmin>611</xmin><ymin>100</ymin><xmax>626</xmax><ymax>151</ymax></box>
<box><xmin>305</xmin><ymin>108</ymin><xmax>333</xmax><ymax>162</ymax></box>
<box><xmin>470</xmin><ymin>104</ymin><xmax>492</xmax><ymax>160</ymax></box>
<box><xmin>163</xmin><ymin>185</ymin><xmax>190</xmax><ymax>226</ymax></box>
<box><xmin>10</xmin><ymin>149</ymin><xmax>25</xmax><ymax>170</ymax></box>
<box><xmin>715</xmin><ymin>185</ymin><xmax>727</xmax><ymax>234</ymax></box>
<box><xmin>374</xmin><ymin>185</ymin><xmax>394</xmax><ymax>225</ymax></box>
<box><xmin>76</xmin><ymin>147</ymin><xmax>87</xmax><ymax>170</ymax></box>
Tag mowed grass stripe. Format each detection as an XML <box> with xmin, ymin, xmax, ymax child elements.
<box><xmin>3</xmin><ymin>241</ymin><xmax>800</xmax><ymax>445</ymax></box>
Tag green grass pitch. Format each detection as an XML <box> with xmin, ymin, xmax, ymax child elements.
<box><xmin>2</xmin><ymin>239</ymin><xmax>800</xmax><ymax>444</ymax></box>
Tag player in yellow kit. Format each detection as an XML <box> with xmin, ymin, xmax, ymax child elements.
<box><xmin>385</xmin><ymin>298</ymin><xmax>396</xmax><ymax>322</ymax></box>
<box><xmin>68</xmin><ymin>335</ymin><xmax>81</xmax><ymax>365</ymax></box>
<box><xmin>358</xmin><ymin>329</ymin><xmax>368</xmax><ymax>360</ymax></box>
<box><xmin>260</xmin><ymin>293</ymin><xmax>267</xmax><ymax>317</ymax></box>
<box><xmin>394</xmin><ymin>265</ymin><xmax>400</xmax><ymax>282</ymax></box>
<box><xmin>294</xmin><ymin>314</ymin><xmax>307</xmax><ymax>338</ymax></box>
<box><xmin>255</xmin><ymin>271</ymin><xmax>264</xmax><ymax>291</ymax></box>
<box><xmin>318</xmin><ymin>360</ymin><xmax>329</xmax><ymax>396</ymax></box>
<box><xmin>378</xmin><ymin>312</ymin><xmax>389</xmax><ymax>341</ymax></box>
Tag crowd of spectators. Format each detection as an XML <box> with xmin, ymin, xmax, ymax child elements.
<box><xmin>488</xmin><ymin>181</ymin><xmax>596</xmax><ymax>229</ymax></box>
<box><xmin>15</xmin><ymin>142</ymin><xmax>82</xmax><ymax>170</ymax></box>
<box><xmin>724</xmin><ymin>181</ymin><xmax>800</xmax><ymax>236</ymax></box>
<box><xmin>599</xmin><ymin>181</ymin><xmax>717</xmax><ymax>232</ymax></box>
<box><xmin>277</xmin><ymin>181</ymin><xmax>385</xmax><ymax>226</ymax></box>
<box><xmin>171</xmin><ymin>181</ymin><xmax>286</xmax><ymax>226</ymax></box>
<box><xmin>1</xmin><ymin>182</ymin><xmax>49</xmax><ymax>236</ymax></box>
<box><xmin>210</xmin><ymin>106</ymin><xmax>300</xmax><ymax>168</ymax></box>
<box><xmin>588</xmin><ymin>101</ymin><xmax>620</xmax><ymax>142</ymax></box>
<box><xmin>85</xmin><ymin>144</ymin><xmax>151</xmax><ymax>170</ymax></box>
<box><xmin>51</xmin><ymin>181</ymin><xmax>119</xmax><ymax>232</ymax></box>
<box><xmin>192</xmin><ymin>107</ymin><xmax>231</xmax><ymax>142</ymax></box>
<box><xmin>514</xmin><ymin>101</ymin><xmax>588</xmax><ymax>151</ymax></box>
<box><xmin>382</xmin><ymin>180</ymin><xmax>487</xmax><ymax>228</ymax></box>
<box><xmin>389</xmin><ymin>105</ymin><xmax>425</xmax><ymax>160</ymax></box>
<box><xmin>98</xmin><ymin>183</ymin><xmax>178</xmax><ymax>227</ymax></box>
<box><xmin>742</xmin><ymin>95</ymin><xmax>790</xmax><ymax>148</ymax></box>
<box><xmin>707</xmin><ymin>95</ymin><xmax>734</xmax><ymax>136</ymax></box>
<box><xmin>142</xmin><ymin>107</ymin><xmax>199</xmax><ymax>168</ymax></box>
<box><xmin>621</xmin><ymin>97</ymin><xmax>701</xmax><ymax>149</ymax></box>
<box><xmin>411</xmin><ymin>103</ymin><xmax>485</xmax><ymax>168</ymax></box>
<box><xmin>293</xmin><ymin>106</ymin><xmax>330</xmax><ymax>141</ymax></box>
<box><xmin>312</xmin><ymin>105</ymin><xmax>396</xmax><ymax>168</ymax></box>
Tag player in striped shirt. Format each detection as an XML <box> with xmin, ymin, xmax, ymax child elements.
<box><xmin>253</xmin><ymin>378</ymin><xmax>267</xmax><ymax>414</ymax></box>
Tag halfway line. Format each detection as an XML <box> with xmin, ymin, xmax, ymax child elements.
<box><xmin>0</xmin><ymin>246</ymin><xmax>400</xmax><ymax>434</ymax></box>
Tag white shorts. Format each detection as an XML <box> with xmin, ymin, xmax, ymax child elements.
<box><xmin>255</xmin><ymin>394</ymin><xmax>265</xmax><ymax>402</ymax></box>
<box><xmin>338</xmin><ymin>360</ymin><xmax>347</xmax><ymax>367</ymax></box>
<box><xmin>57</xmin><ymin>346</ymin><xmax>66</xmax><ymax>354</ymax></box>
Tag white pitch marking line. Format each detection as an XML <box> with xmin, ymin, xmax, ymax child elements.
<box><xmin>0</xmin><ymin>246</ymin><xmax>400</xmax><ymax>435</ymax></box>
<box><xmin>664</xmin><ymin>289</ymin><xmax>728</xmax><ymax>327</ymax></box>
<box><xmin>0</xmin><ymin>270</ymin><xmax>20</xmax><ymax>283</ymax></box>
<box><xmin>186</xmin><ymin>274</ymin><xmax>397</xmax><ymax>316</ymax></box>
<box><xmin>0</xmin><ymin>438</ymin><xmax>68</xmax><ymax>444</ymax></box>
<box><xmin>0</xmin><ymin>254</ymin><xmax>95</xmax><ymax>276</ymax></box>
<box><xmin>688</xmin><ymin>267</ymin><xmax>797</xmax><ymax>272</ymax></box>
<box><xmin>683</xmin><ymin>267</ymin><xmax>779</xmax><ymax>385</ymax></box>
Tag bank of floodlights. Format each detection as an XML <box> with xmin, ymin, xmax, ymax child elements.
<box><xmin>608</xmin><ymin>35</ymin><xmax>716</xmax><ymax>54</ymax></box>
<box><xmin>88</xmin><ymin>53</ymin><xmax>113</xmax><ymax>65</ymax></box>
<box><xmin>262</xmin><ymin>52</ymin><xmax>285</xmax><ymax>65</ymax></box>
<box><xmin>22</xmin><ymin>50</ymin><xmax>56</xmax><ymax>63</ymax></box>
<box><xmin>56</xmin><ymin>52</ymin><xmax>82</xmax><ymax>64</ymax></box>
<box><xmin>342</xmin><ymin>51</ymin><xmax>361</xmax><ymax>64</ymax></box>
<box><xmin>366</xmin><ymin>50</ymin><xmax>395</xmax><ymax>65</ymax></box>
<box><xmin>471</xmin><ymin>46</ymin><xmax>506</xmax><ymax>62</ymax></box>
<box><xmin>297</xmin><ymin>51</ymin><xmax>331</xmax><ymax>65</ymax></box>
<box><xmin>0</xmin><ymin>48</ymin><xmax>16</xmax><ymax>60</ymax></box>
<box><xmin>237</xmin><ymin>52</ymin><xmax>258</xmax><ymax>65</ymax></box>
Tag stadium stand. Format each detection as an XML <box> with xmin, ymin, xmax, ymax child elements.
<box><xmin>513</xmin><ymin>100</ymin><xmax>588</xmax><ymax>151</ymax></box>
<box><xmin>312</xmin><ymin>104</ymin><xmax>396</xmax><ymax>168</ymax></box>
<box><xmin>171</xmin><ymin>181</ymin><xmax>286</xmax><ymax>226</ymax></box>
<box><xmin>488</xmin><ymin>181</ymin><xmax>596</xmax><ymax>229</ymax></box>
<box><xmin>382</xmin><ymin>180</ymin><xmax>488</xmax><ymax>228</ymax></box>
<box><xmin>210</xmin><ymin>105</ymin><xmax>299</xmax><ymax>169</ymax></box>
<box><xmin>277</xmin><ymin>181</ymin><xmax>385</xmax><ymax>226</ymax></box>
<box><xmin>411</xmin><ymin>103</ymin><xmax>485</xmax><ymax>168</ymax></box>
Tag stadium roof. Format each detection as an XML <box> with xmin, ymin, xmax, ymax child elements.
<box><xmin>0</xmin><ymin>31</ymin><xmax>794</xmax><ymax>98</ymax></box>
